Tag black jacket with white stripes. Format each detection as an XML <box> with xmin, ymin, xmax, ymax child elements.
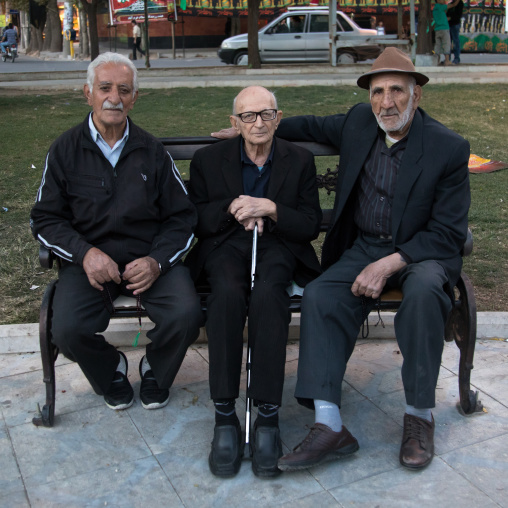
<box><xmin>30</xmin><ymin>114</ymin><xmax>197</xmax><ymax>273</ymax></box>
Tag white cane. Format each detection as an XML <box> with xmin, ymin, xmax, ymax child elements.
<box><xmin>245</xmin><ymin>223</ymin><xmax>258</xmax><ymax>456</ymax></box>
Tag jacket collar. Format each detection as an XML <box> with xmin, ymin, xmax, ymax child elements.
<box><xmin>81</xmin><ymin>113</ymin><xmax>146</xmax><ymax>162</ymax></box>
<box><xmin>221</xmin><ymin>136</ymin><xmax>290</xmax><ymax>199</ymax></box>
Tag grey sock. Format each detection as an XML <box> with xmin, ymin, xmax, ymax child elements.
<box><xmin>406</xmin><ymin>405</ymin><xmax>432</xmax><ymax>422</ymax></box>
<box><xmin>314</xmin><ymin>399</ymin><xmax>342</xmax><ymax>432</ymax></box>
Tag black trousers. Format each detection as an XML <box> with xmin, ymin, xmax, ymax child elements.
<box><xmin>51</xmin><ymin>261</ymin><xmax>202</xmax><ymax>395</ymax></box>
<box><xmin>204</xmin><ymin>230</ymin><xmax>297</xmax><ymax>406</ymax></box>
<box><xmin>133</xmin><ymin>37</ymin><xmax>145</xmax><ymax>60</ymax></box>
<box><xmin>295</xmin><ymin>233</ymin><xmax>451</xmax><ymax>410</ymax></box>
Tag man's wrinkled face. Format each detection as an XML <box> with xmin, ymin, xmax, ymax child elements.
<box><xmin>84</xmin><ymin>62</ymin><xmax>138</xmax><ymax>133</ymax></box>
<box><xmin>230</xmin><ymin>86</ymin><xmax>282</xmax><ymax>148</ymax></box>
<box><xmin>369</xmin><ymin>73</ymin><xmax>421</xmax><ymax>140</ymax></box>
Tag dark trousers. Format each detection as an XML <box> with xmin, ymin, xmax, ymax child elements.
<box><xmin>450</xmin><ymin>24</ymin><xmax>461</xmax><ymax>63</ymax></box>
<box><xmin>295</xmin><ymin>233</ymin><xmax>451</xmax><ymax>410</ymax></box>
<box><xmin>204</xmin><ymin>230</ymin><xmax>297</xmax><ymax>406</ymax></box>
<box><xmin>51</xmin><ymin>262</ymin><xmax>202</xmax><ymax>395</ymax></box>
<box><xmin>133</xmin><ymin>37</ymin><xmax>145</xmax><ymax>60</ymax></box>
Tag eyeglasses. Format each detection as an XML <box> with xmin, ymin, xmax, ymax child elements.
<box><xmin>235</xmin><ymin>109</ymin><xmax>277</xmax><ymax>123</ymax></box>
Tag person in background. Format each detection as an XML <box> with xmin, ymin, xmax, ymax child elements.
<box><xmin>1</xmin><ymin>23</ymin><xmax>18</xmax><ymax>54</ymax></box>
<box><xmin>131</xmin><ymin>19</ymin><xmax>145</xmax><ymax>61</ymax></box>
<box><xmin>448</xmin><ymin>0</ymin><xmax>464</xmax><ymax>65</ymax></box>
<box><xmin>433</xmin><ymin>0</ymin><xmax>460</xmax><ymax>66</ymax></box>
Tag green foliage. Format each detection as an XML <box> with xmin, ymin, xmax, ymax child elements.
<box><xmin>0</xmin><ymin>84</ymin><xmax>507</xmax><ymax>324</ymax></box>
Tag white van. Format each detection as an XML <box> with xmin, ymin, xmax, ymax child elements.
<box><xmin>218</xmin><ymin>7</ymin><xmax>383</xmax><ymax>65</ymax></box>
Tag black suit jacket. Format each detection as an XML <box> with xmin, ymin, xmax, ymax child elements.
<box><xmin>185</xmin><ymin>136</ymin><xmax>322</xmax><ymax>286</ymax></box>
<box><xmin>276</xmin><ymin>103</ymin><xmax>471</xmax><ymax>289</ymax></box>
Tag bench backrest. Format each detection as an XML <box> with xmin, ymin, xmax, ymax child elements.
<box><xmin>160</xmin><ymin>136</ymin><xmax>340</xmax><ymax>232</ymax></box>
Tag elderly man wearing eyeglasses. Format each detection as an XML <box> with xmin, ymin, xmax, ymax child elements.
<box><xmin>185</xmin><ymin>85</ymin><xmax>322</xmax><ymax>478</ymax></box>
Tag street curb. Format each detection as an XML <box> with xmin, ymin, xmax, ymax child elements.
<box><xmin>1</xmin><ymin>312</ymin><xmax>507</xmax><ymax>354</ymax></box>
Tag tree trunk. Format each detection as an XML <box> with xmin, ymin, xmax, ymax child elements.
<box><xmin>19</xmin><ymin>11</ymin><xmax>30</xmax><ymax>50</ymax></box>
<box><xmin>27</xmin><ymin>25</ymin><xmax>44</xmax><ymax>55</ymax></box>
<box><xmin>46</xmin><ymin>0</ymin><xmax>63</xmax><ymax>52</ymax></box>
<box><xmin>42</xmin><ymin>10</ymin><xmax>52</xmax><ymax>51</ymax></box>
<box><xmin>81</xmin><ymin>0</ymin><xmax>99</xmax><ymax>61</ymax></box>
<box><xmin>247</xmin><ymin>0</ymin><xmax>261</xmax><ymax>69</ymax></box>
<box><xmin>27</xmin><ymin>0</ymin><xmax>46</xmax><ymax>56</ymax></box>
<box><xmin>78</xmin><ymin>3</ymin><xmax>90</xmax><ymax>59</ymax></box>
<box><xmin>416</xmin><ymin>0</ymin><xmax>433</xmax><ymax>54</ymax></box>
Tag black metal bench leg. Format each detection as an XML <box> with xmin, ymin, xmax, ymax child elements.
<box><xmin>446</xmin><ymin>271</ymin><xmax>483</xmax><ymax>415</ymax></box>
<box><xmin>32</xmin><ymin>280</ymin><xmax>59</xmax><ymax>427</ymax></box>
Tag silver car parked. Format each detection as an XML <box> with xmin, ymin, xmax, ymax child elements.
<box><xmin>218</xmin><ymin>7</ymin><xmax>383</xmax><ymax>65</ymax></box>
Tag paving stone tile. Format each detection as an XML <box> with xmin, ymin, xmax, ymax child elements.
<box><xmin>328</xmin><ymin>457</ymin><xmax>499</xmax><ymax>508</ymax></box>
<box><xmin>0</xmin><ymin>364</ymin><xmax>104</xmax><ymax>427</ymax></box>
<box><xmin>0</xmin><ymin>420</ymin><xmax>25</xmax><ymax>496</ymax></box>
<box><xmin>441</xmin><ymin>339</ymin><xmax>508</xmax><ymax>376</ymax></box>
<box><xmin>344</xmin><ymin>340</ymin><xmax>455</xmax><ymax>401</ymax></box>
<box><xmin>156</xmin><ymin>441</ymin><xmax>324</xmax><ymax>508</ymax></box>
<box><xmin>0</xmin><ymin>352</ymin><xmax>69</xmax><ymax>379</ymax></box>
<box><xmin>0</xmin><ymin>489</ymin><xmax>30</xmax><ymax>508</ymax></box>
<box><xmin>370</xmin><ymin>374</ymin><xmax>508</xmax><ymax>456</ymax></box>
<box><xmin>9</xmin><ymin>406</ymin><xmax>152</xmax><ymax>488</ymax></box>
<box><xmin>277</xmin><ymin>490</ymin><xmax>341</xmax><ymax>507</ymax></box>
<box><xmin>129</xmin><ymin>380</ymin><xmax>214</xmax><ymax>455</ymax></box>
<box><xmin>441</xmin><ymin>433</ymin><xmax>508</xmax><ymax>507</ymax></box>
<box><xmin>26</xmin><ymin>456</ymin><xmax>182</xmax><ymax>508</ymax></box>
<box><xmin>469</xmin><ymin>362</ymin><xmax>508</xmax><ymax>407</ymax></box>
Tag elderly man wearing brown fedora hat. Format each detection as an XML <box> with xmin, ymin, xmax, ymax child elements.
<box><xmin>270</xmin><ymin>47</ymin><xmax>471</xmax><ymax>471</ymax></box>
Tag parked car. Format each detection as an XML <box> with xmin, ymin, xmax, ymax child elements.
<box><xmin>218</xmin><ymin>7</ymin><xmax>384</xmax><ymax>65</ymax></box>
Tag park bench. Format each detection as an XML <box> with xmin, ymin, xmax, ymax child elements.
<box><xmin>32</xmin><ymin>136</ymin><xmax>482</xmax><ymax>428</ymax></box>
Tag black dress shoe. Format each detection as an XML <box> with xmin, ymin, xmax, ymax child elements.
<box><xmin>252</xmin><ymin>426</ymin><xmax>282</xmax><ymax>477</ymax></box>
<box><xmin>209</xmin><ymin>423</ymin><xmax>243</xmax><ymax>477</ymax></box>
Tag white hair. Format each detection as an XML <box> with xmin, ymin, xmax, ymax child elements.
<box><xmin>87</xmin><ymin>52</ymin><xmax>138</xmax><ymax>96</ymax></box>
<box><xmin>232</xmin><ymin>86</ymin><xmax>278</xmax><ymax>115</ymax></box>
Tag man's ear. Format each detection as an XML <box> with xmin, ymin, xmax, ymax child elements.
<box><xmin>229</xmin><ymin>115</ymin><xmax>240</xmax><ymax>132</ymax></box>
<box><xmin>84</xmin><ymin>84</ymin><xmax>92</xmax><ymax>106</ymax></box>
<box><xmin>275</xmin><ymin>110</ymin><xmax>283</xmax><ymax>127</ymax></box>
<box><xmin>412</xmin><ymin>85</ymin><xmax>422</xmax><ymax>110</ymax></box>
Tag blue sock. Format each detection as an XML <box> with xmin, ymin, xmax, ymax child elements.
<box><xmin>314</xmin><ymin>399</ymin><xmax>342</xmax><ymax>432</ymax></box>
<box><xmin>406</xmin><ymin>405</ymin><xmax>432</xmax><ymax>422</ymax></box>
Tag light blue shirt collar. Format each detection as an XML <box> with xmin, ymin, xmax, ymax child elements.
<box><xmin>88</xmin><ymin>113</ymin><xmax>129</xmax><ymax>169</ymax></box>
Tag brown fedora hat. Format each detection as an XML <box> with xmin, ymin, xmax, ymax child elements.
<box><xmin>357</xmin><ymin>47</ymin><xmax>429</xmax><ymax>90</ymax></box>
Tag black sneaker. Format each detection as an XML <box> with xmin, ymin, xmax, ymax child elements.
<box><xmin>104</xmin><ymin>351</ymin><xmax>134</xmax><ymax>410</ymax></box>
<box><xmin>139</xmin><ymin>356</ymin><xmax>170</xmax><ymax>410</ymax></box>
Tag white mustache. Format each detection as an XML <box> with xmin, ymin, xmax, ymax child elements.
<box><xmin>102</xmin><ymin>100</ymin><xmax>123</xmax><ymax>111</ymax></box>
<box><xmin>380</xmin><ymin>108</ymin><xmax>399</xmax><ymax>117</ymax></box>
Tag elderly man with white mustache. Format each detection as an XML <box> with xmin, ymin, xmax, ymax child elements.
<box><xmin>269</xmin><ymin>48</ymin><xmax>471</xmax><ymax>471</ymax></box>
<box><xmin>31</xmin><ymin>53</ymin><xmax>202</xmax><ymax>413</ymax></box>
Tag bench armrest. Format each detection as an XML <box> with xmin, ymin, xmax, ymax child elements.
<box><xmin>39</xmin><ymin>245</ymin><xmax>54</xmax><ymax>269</ymax></box>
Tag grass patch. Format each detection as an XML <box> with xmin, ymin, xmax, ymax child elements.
<box><xmin>1</xmin><ymin>84</ymin><xmax>507</xmax><ymax>324</ymax></box>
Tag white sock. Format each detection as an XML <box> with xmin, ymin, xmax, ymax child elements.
<box><xmin>406</xmin><ymin>405</ymin><xmax>432</xmax><ymax>422</ymax></box>
<box><xmin>116</xmin><ymin>353</ymin><xmax>127</xmax><ymax>375</ymax></box>
<box><xmin>141</xmin><ymin>356</ymin><xmax>151</xmax><ymax>376</ymax></box>
<box><xmin>314</xmin><ymin>399</ymin><xmax>342</xmax><ymax>432</ymax></box>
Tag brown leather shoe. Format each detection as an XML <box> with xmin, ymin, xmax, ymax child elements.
<box><xmin>399</xmin><ymin>413</ymin><xmax>435</xmax><ymax>470</ymax></box>
<box><xmin>278</xmin><ymin>423</ymin><xmax>359</xmax><ymax>471</ymax></box>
